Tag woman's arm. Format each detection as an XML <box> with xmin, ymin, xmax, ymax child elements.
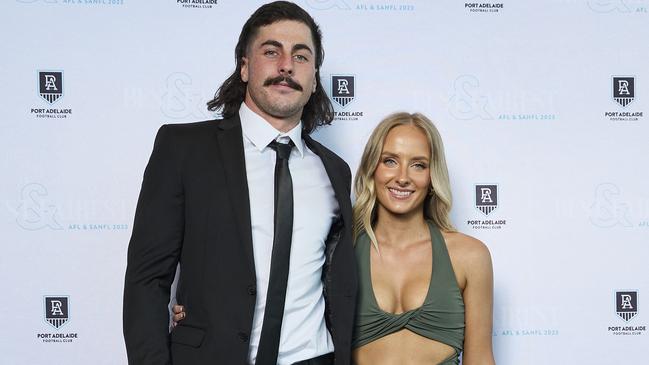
<box><xmin>171</xmin><ymin>304</ymin><xmax>185</xmax><ymax>327</ymax></box>
<box><xmin>458</xmin><ymin>236</ymin><xmax>496</xmax><ymax>365</ymax></box>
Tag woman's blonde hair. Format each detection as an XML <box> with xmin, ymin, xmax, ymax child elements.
<box><xmin>352</xmin><ymin>112</ymin><xmax>456</xmax><ymax>248</ymax></box>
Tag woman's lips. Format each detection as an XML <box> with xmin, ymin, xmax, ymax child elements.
<box><xmin>388</xmin><ymin>187</ymin><xmax>414</xmax><ymax>200</ymax></box>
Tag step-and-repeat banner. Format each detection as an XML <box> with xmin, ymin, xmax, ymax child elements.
<box><xmin>1</xmin><ymin>1</ymin><xmax>647</xmax><ymax>364</ymax></box>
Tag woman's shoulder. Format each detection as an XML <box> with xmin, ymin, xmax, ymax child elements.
<box><xmin>440</xmin><ymin>230</ymin><xmax>492</xmax><ymax>267</ymax></box>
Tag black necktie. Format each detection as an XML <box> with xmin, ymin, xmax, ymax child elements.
<box><xmin>256</xmin><ymin>140</ymin><xmax>294</xmax><ymax>365</ymax></box>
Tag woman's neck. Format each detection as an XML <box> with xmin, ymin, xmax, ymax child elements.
<box><xmin>374</xmin><ymin>208</ymin><xmax>429</xmax><ymax>248</ymax></box>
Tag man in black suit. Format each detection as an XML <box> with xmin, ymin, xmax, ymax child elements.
<box><xmin>123</xmin><ymin>2</ymin><xmax>357</xmax><ymax>365</ymax></box>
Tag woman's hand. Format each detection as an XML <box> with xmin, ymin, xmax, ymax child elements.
<box><xmin>171</xmin><ymin>304</ymin><xmax>186</xmax><ymax>327</ymax></box>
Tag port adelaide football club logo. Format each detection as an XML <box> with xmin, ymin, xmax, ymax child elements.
<box><xmin>467</xmin><ymin>184</ymin><xmax>506</xmax><ymax>230</ymax></box>
<box><xmin>37</xmin><ymin>296</ymin><xmax>78</xmax><ymax>343</ymax></box>
<box><xmin>39</xmin><ymin>71</ymin><xmax>63</xmax><ymax>104</ymax></box>
<box><xmin>613</xmin><ymin>76</ymin><xmax>634</xmax><ymax>107</ymax></box>
<box><xmin>31</xmin><ymin>70</ymin><xmax>73</xmax><ymax>119</ymax></box>
<box><xmin>616</xmin><ymin>291</ymin><xmax>638</xmax><ymax>322</ymax></box>
<box><xmin>605</xmin><ymin>76</ymin><xmax>643</xmax><ymax>122</ymax></box>
<box><xmin>608</xmin><ymin>290</ymin><xmax>646</xmax><ymax>336</ymax></box>
<box><xmin>330</xmin><ymin>75</ymin><xmax>363</xmax><ymax>121</ymax></box>
<box><xmin>476</xmin><ymin>184</ymin><xmax>497</xmax><ymax>215</ymax></box>
<box><xmin>176</xmin><ymin>0</ymin><xmax>219</xmax><ymax>9</ymax></box>
<box><xmin>464</xmin><ymin>2</ymin><xmax>504</xmax><ymax>13</ymax></box>
<box><xmin>331</xmin><ymin>75</ymin><xmax>354</xmax><ymax>107</ymax></box>
<box><xmin>44</xmin><ymin>296</ymin><xmax>69</xmax><ymax>329</ymax></box>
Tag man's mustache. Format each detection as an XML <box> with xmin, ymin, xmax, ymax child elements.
<box><xmin>263</xmin><ymin>76</ymin><xmax>303</xmax><ymax>91</ymax></box>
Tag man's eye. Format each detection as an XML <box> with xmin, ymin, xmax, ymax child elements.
<box><xmin>264</xmin><ymin>50</ymin><xmax>278</xmax><ymax>56</ymax></box>
<box><xmin>294</xmin><ymin>54</ymin><xmax>309</xmax><ymax>62</ymax></box>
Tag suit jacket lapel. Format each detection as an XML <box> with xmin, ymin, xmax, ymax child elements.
<box><xmin>303</xmin><ymin>134</ymin><xmax>352</xmax><ymax>228</ymax></box>
<box><xmin>215</xmin><ymin>115</ymin><xmax>255</xmax><ymax>276</ymax></box>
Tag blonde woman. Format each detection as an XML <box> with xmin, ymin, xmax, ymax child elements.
<box><xmin>350</xmin><ymin>112</ymin><xmax>494</xmax><ymax>365</ymax></box>
<box><xmin>172</xmin><ymin>113</ymin><xmax>495</xmax><ymax>365</ymax></box>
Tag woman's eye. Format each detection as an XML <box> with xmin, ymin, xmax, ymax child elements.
<box><xmin>413</xmin><ymin>163</ymin><xmax>427</xmax><ymax>170</ymax></box>
<box><xmin>383</xmin><ymin>158</ymin><xmax>397</xmax><ymax>166</ymax></box>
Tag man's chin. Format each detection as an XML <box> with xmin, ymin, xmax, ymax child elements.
<box><xmin>263</xmin><ymin>101</ymin><xmax>306</xmax><ymax>119</ymax></box>
<box><xmin>267</xmin><ymin>108</ymin><xmax>303</xmax><ymax>120</ymax></box>
<box><xmin>247</xmin><ymin>93</ymin><xmax>307</xmax><ymax>120</ymax></box>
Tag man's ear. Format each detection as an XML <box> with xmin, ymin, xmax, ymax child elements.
<box><xmin>240</xmin><ymin>57</ymin><xmax>249</xmax><ymax>82</ymax></box>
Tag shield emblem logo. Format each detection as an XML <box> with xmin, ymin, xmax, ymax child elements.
<box><xmin>331</xmin><ymin>75</ymin><xmax>355</xmax><ymax>107</ymax></box>
<box><xmin>616</xmin><ymin>291</ymin><xmax>638</xmax><ymax>322</ymax></box>
<box><xmin>612</xmin><ymin>76</ymin><xmax>634</xmax><ymax>108</ymax></box>
<box><xmin>475</xmin><ymin>184</ymin><xmax>498</xmax><ymax>216</ymax></box>
<box><xmin>44</xmin><ymin>296</ymin><xmax>69</xmax><ymax>329</ymax></box>
<box><xmin>39</xmin><ymin>71</ymin><xmax>63</xmax><ymax>104</ymax></box>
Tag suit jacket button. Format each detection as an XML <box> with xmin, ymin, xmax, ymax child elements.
<box><xmin>247</xmin><ymin>285</ymin><xmax>256</xmax><ymax>296</ymax></box>
<box><xmin>238</xmin><ymin>332</ymin><xmax>249</xmax><ymax>342</ymax></box>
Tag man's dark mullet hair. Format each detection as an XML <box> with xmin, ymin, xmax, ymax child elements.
<box><xmin>207</xmin><ymin>1</ymin><xmax>334</xmax><ymax>134</ymax></box>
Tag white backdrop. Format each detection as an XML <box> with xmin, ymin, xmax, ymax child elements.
<box><xmin>1</xmin><ymin>0</ymin><xmax>648</xmax><ymax>364</ymax></box>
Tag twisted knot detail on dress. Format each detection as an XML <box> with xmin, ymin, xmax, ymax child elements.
<box><xmin>352</xmin><ymin>221</ymin><xmax>465</xmax><ymax>365</ymax></box>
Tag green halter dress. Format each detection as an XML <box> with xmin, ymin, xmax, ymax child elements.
<box><xmin>352</xmin><ymin>221</ymin><xmax>465</xmax><ymax>364</ymax></box>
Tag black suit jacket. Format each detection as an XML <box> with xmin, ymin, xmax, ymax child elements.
<box><xmin>123</xmin><ymin>116</ymin><xmax>357</xmax><ymax>365</ymax></box>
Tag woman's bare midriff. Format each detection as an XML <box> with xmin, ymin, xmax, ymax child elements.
<box><xmin>353</xmin><ymin>329</ymin><xmax>455</xmax><ymax>365</ymax></box>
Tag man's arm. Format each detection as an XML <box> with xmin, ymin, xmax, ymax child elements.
<box><xmin>123</xmin><ymin>125</ymin><xmax>184</xmax><ymax>365</ymax></box>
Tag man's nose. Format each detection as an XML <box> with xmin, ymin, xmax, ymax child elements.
<box><xmin>278</xmin><ymin>54</ymin><xmax>294</xmax><ymax>76</ymax></box>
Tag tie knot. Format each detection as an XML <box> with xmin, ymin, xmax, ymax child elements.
<box><xmin>268</xmin><ymin>140</ymin><xmax>294</xmax><ymax>160</ymax></box>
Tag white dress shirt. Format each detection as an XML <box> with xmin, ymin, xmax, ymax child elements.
<box><xmin>239</xmin><ymin>103</ymin><xmax>338</xmax><ymax>365</ymax></box>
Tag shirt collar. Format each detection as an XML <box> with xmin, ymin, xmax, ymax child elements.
<box><xmin>239</xmin><ymin>102</ymin><xmax>305</xmax><ymax>158</ymax></box>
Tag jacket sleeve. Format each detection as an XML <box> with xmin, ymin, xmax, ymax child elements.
<box><xmin>123</xmin><ymin>125</ymin><xmax>184</xmax><ymax>365</ymax></box>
